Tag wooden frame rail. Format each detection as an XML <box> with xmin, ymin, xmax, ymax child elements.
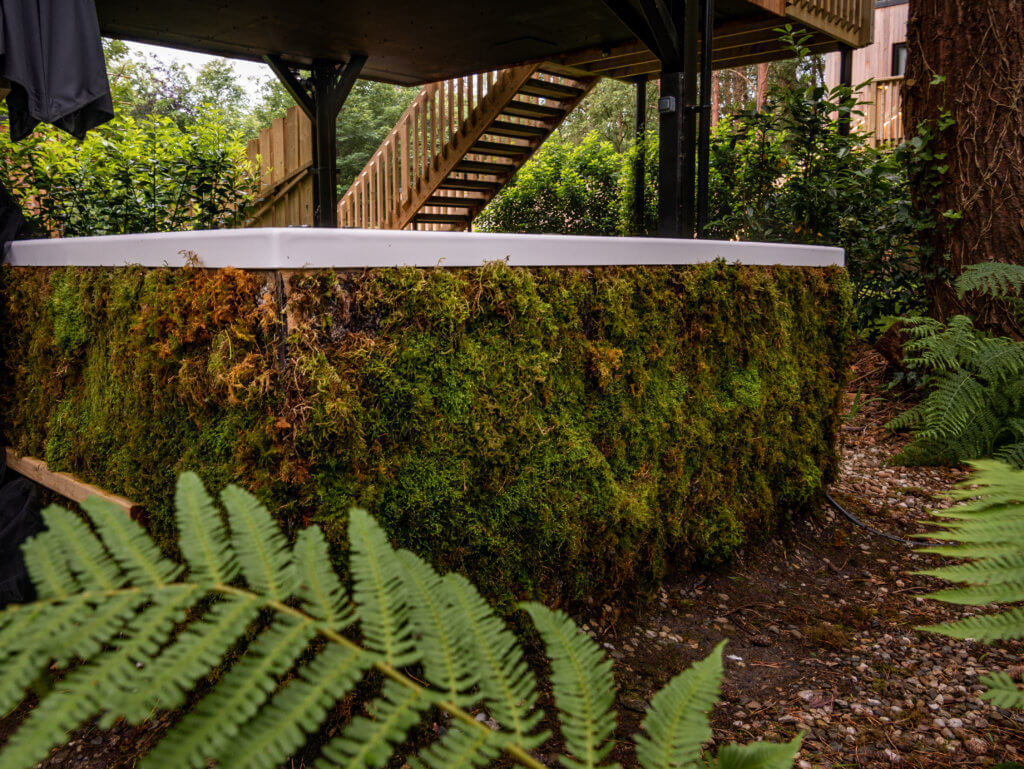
<box><xmin>5</xmin><ymin>448</ymin><xmax>142</xmax><ymax>519</ymax></box>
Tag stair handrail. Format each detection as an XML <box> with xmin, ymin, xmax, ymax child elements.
<box><xmin>339</xmin><ymin>69</ymin><xmax>510</xmax><ymax>229</ymax></box>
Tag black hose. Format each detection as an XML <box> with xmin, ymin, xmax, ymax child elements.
<box><xmin>825</xmin><ymin>492</ymin><xmax>916</xmax><ymax>546</ymax></box>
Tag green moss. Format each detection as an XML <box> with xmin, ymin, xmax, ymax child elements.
<box><xmin>0</xmin><ymin>260</ymin><xmax>851</xmax><ymax>607</ymax></box>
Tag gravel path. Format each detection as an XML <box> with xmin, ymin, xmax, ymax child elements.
<box><xmin>596</xmin><ymin>351</ymin><xmax>1024</xmax><ymax>768</ymax></box>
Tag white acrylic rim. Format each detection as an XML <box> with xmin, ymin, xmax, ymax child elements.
<box><xmin>3</xmin><ymin>228</ymin><xmax>844</xmax><ymax>269</ymax></box>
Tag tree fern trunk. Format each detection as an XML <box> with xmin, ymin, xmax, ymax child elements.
<box><xmin>904</xmin><ymin>0</ymin><xmax>1024</xmax><ymax>336</ymax></box>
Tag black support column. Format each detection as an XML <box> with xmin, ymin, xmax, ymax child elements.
<box><xmin>603</xmin><ymin>0</ymin><xmax>713</xmax><ymax>239</ymax></box>
<box><xmin>696</xmin><ymin>0</ymin><xmax>715</xmax><ymax>236</ymax></box>
<box><xmin>837</xmin><ymin>44</ymin><xmax>853</xmax><ymax>136</ymax></box>
<box><xmin>633</xmin><ymin>76</ymin><xmax>648</xmax><ymax>235</ymax></box>
<box><xmin>265</xmin><ymin>54</ymin><xmax>367</xmax><ymax>227</ymax></box>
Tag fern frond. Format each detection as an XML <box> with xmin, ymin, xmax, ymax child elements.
<box><xmin>396</xmin><ymin>549</ymin><xmax>476</xmax><ymax>703</ymax></box>
<box><xmin>218</xmin><ymin>644</ymin><xmax>373</xmax><ymax>769</ymax></box>
<box><xmin>79</xmin><ymin>497</ymin><xmax>182</xmax><ymax>587</ymax></box>
<box><xmin>955</xmin><ymin>261</ymin><xmax>1024</xmax><ymax>299</ymax></box>
<box><xmin>444</xmin><ymin>572</ymin><xmax>545</xmax><ymax>746</ymax></box>
<box><xmin>978</xmin><ymin>672</ymin><xmax>1024</xmax><ymax>709</ymax></box>
<box><xmin>409</xmin><ymin>721</ymin><xmax>504</xmax><ymax>769</ymax></box>
<box><xmin>920</xmin><ymin>606</ymin><xmax>1024</xmax><ymax>641</ymax></box>
<box><xmin>349</xmin><ymin>508</ymin><xmax>417</xmax><ymax>668</ymax></box>
<box><xmin>996</xmin><ymin>442</ymin><xmax>1024</xmax><ymax>469</ymax></box>
<box><xmin>948</xmin><ymin>459</ymin><xmax>1024</xmax><ymax>508</ymax></box>
<box><xmin>711</xmin><ymin>736</ymin><xmax>803</xmax><ymax>769</ymax></box>
<box><xmin>221</xmin><ymin>485</ymin><xmax>297</xmax><ymax>601</ymax></box>
<box><xmin>0</xmin><ymin>587</ymin><xmax>196</xmax><ymax>769</ymax></box>
<box><xmin>522</xmin><ymin>603</ymin><xmax>618</xmax><ymax>769</ymax></box>
<box><xmin>634</xmin><ymin>641</ymin><xmax>726</xmax><ymax>769</ymax></box>
<box><xmin>40</xmin><ymin>505</ymin><xmax>123</xmax><ymax>590</ymax></box>
<box><xmin>922</xmin><ymin>582</ymin><xmax>1024</xmax><ymax>606</ymax></box>
<box><xmin>318</xmin><ymin>680</ymin><xmax>437</xmax><ymax>769</ymax></box>
<box><xmin>116</xmin><ymin>594</ymin><xmax>263</xmax><ymax>721</ymax></box>
<box><xmin>175</xmin><ymin>472</ymin><xmax>238</xmax><ymax>584</ymax></box>
<box><xmin>141</xmin><ymin>615</ymin><xmax>317</xmax><ymax>769</ymax></box>
<box><xmin>20</xmin><ymin>534</ymin><xmax>77</xmax><ymax>599</ymax></box>
<box><xmin>917</xmin><ymin>551</ymin><xmax>1024</xmax><ymax>585</ymax></box>
<box><xmin>294</xmin><ymin>526</ymin><xmax>353</xmax><ymax>628</ymax></box>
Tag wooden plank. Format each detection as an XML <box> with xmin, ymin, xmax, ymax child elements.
<box><xmin>6</xmin><ymin>448</ymin><xmax>142</xmax><ymax>519</ymax></box>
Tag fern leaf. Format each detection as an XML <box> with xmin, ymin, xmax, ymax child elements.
<box><xmin>634</xmin><ymin>641</ymin><xmax>726</xmax><ymax>769</ymax></box>
<box><xmin>221</xmin><ymin>485</ymin><xmax>297</xmax><ymax>601</ymax></box>
<box><xmin>175</xmin><ymin>472</ymin><xmax>238</xmax><ymax>584</ymax></box>
<box><xmin>0</xmin><ymin>588</ymin><xmax>195</xmax><ymax>769</ymax></box>
<box><xmin>409</xmin><ymin>721</ymin><xmax>504</xmax><ymax>769</ymax></box>
<box><xmin>923</xmin><ymin>581</ymin><xmax>1024</xmax><ymax>606</ymax></box>
<box><xmin>348</xmin><ymin>508</ymin><xmax>417</xmax><ymax>668</ymax></box>
<box><xmin>79</xmin><ymin>497</ymin><xmax>182</xmax><ymax>587</ymax></box>
<box><xmin>396</xmin><ymin>549</ymin><xmax>476</xmax><ymax>703</ymax></box>
<box><xmin>444</xmin><ymin>572</ymin><xmax>545</xmax><ymax>746</ymax></box>
<box><xmin>978</xmin><ymin>672</ymin><xmax>1024</xmax><ymax>709</ymax></box>
<box><xmin>917</xmin><ymin>551</ymin><xmax>1024</xmax><ymax>585</ymax></box>
<box><xmin>140</xmin><ymin>615</ymin><xmax>316</xmax><ymax>769</ymax></box>
<box><xmin>920</xmin><ymin>607</ymin><xmax>1024</xmax><ymax>642</ymax></box>
<box><xmin>20</xmin><ymin>534</ymin><xmax>77</xmax><ymax>599</ymax></box>
<box><xmin>116</xmin><ymin>594</ymin><xmax>263</xmax><ymax>721</ymax></box>
<box><xmin>996</xmin><ymin>442</ymin><xmax>1024</xmax><ymax>469</ymax></box>
<box><xmin>294</xmin><ymin>526</ymin><xmax>353</xmax><ymax>628</ymax></box>
<box><xmin>711</xmin><ymin>736</ymin><xmax>802</xmax><ymax>769</ymax></box>
<box><xmin>40</xmin><ymin>505</ymin><xmax>123</xmax><ymax>590</ymax></box>
<box><xmin>521</xmin><ymin>603</ymin><xmax>618</xmax><ymax>769</ymax></box>
<box><xmin>948</xmin><ymin>459</ymin><xmax>1024</xmax><ymax>508</ymax></box>
<box><xmin>217</xmin><ymin>644</ymin><xmax>372</xmax><ymax>769</ymax></box>
<box><xmin>955</xmin><ymin>261</ymin><xmax>1024</xmax><ymax>299</ymax></box>
<box><xmin>318</xmin><ymin>680</ymin><xmax>436</xmax><ymax>769</ymax></box>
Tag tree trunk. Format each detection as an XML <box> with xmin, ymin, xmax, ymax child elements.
<box><xmin>756</xmin><ymin>62</ymin><xmax>769</xmax><ymax>110</ymax></box>
<box><xmin>903</xmin><ymin>0</ymin><xmax>1024</xmax><ymax>330</ymax></box>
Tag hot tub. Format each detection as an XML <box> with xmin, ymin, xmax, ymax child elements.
<box><xmin>1</xmin><ymin>229</ymin><xmax>849</xmax><ymax>605</ymax></box>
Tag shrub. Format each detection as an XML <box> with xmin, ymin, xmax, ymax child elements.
<box><xmin>887</xmin><ymin>262</ymin><xmax>1024</xmax><ymax>466</ymax></box>
<box><xmin>0</xmin><ymin>473</ymin><xmax>803</xmax><ymax>769</ymax></box>
<box><xmin>475</xmin><ymin>134</ymin><xmax>624</xmax><ymax>236</ymax></box>
<box><xmin>0</xmin><ymin>109</ymin><xmax>258</xmax><ymax>237</ymax></box>
<box><xmin>0</xmin><ymin>261</ymin><xmax>851</xmax><ymax>607</ymax></box>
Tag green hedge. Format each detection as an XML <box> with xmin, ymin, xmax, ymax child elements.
<box><xmin>0</xmin><ymin>261</ymin><xmax>851</xmax><ymax>605</ymax></box>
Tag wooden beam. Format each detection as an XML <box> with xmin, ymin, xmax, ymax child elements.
<box><xmin>5</xmin><ymin>448</ymin><xmax>142</xmax><ymax>519</ymax></box>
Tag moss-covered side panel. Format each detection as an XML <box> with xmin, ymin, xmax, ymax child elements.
<box><xmin>0</xmin><ymin>262</ymin><xmax>851</xmax><ymax>605</ymax></box>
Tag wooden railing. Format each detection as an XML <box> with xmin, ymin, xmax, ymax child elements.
<box><xmin>786</xmin><ymin>0</ymin><xmax>874</xmax><ymax>47</ymax></box>
<box><xmin>339</xmin><ymin>70</ymin><xmax>502</xmax><ymax>229</ymax></box>
<box><xmin>245</xmin><ymin>106</ymin><xmax>314</xmax><ymax>227</ymax></box>
<box><xmin>868</xmin><ymin>76</ymin><xmax>904</xmax><ymax>146</ymax></box>
<box><xmin>339</xmin><ymin>64</ymin><xmax>543</xmax><ymax>230</ymax></box>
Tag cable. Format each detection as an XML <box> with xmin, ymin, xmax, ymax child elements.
<box><xmin>825</xmin><ymin>492</ymin><xmax>916</xmax><ymax>546</ymax></box>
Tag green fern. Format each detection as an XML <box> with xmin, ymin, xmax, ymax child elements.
<box><xmin>0</xmin><ymin>473</ymin><xmax>802</xmax><ymax>769</ymax></box>
<box><xmin>956</xmin><ymin>262</ymin><xmax>1024</xmax><ymax>302</ymax></box>
<box><xmin>887</xmin><ymin>316</ymin><xmax>1024</xmax><ymax>466</ymax></box>
<box><xmin>919</xmin><ymin>461</ymin><xmax>1024</xmax><ymax>706</ymax></box>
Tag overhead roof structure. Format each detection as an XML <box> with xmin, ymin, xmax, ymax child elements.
<box><xmin>92</xmin><ymin>0</ymin><xmax>871</xmax><ymax>86</ymax></box>
<box><xmin>90</xmin><ymin>0</ymin><xmax>873</xmax><ymax>235</ymax></box>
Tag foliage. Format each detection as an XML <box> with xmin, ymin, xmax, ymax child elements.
<box><xmin>887</xmin><ymin>262</ymin><xmax>1024</xmax><ymax>466</ymax></box>
<box><xmin>336</xmin><ymin>81</ymin><xmax>418</xmax><ymax>193</ymax></box>
<box><xmin>0</xmin><ymin>473</ymin><xmax>803</xmax><ymax>769</ymax></box>
<box><xmin>704</xmin><ymin>28</ymin><xmax>924</xmax><ymax>330</ymax></box>
<box><xmin>0</xmin><ymin>110</ymin><xmax>258</xmax><ymax>236</ymax></box>
<box><xmin>0</xmin><ymin>262</ymin><xmax>850</xmax><ymax>607</ymax></box>
<box><xmin>476</xmin><ymin>134</ymin><xmax>625</xmax><ymax>236</ymax></box>
<box><xmin>557</xmin><ymin>79</ymin><xmax>656</xmax><ymax>152</ymax></box>
<box><xmin>918</xmin><ymin>460</ymin><xmax>1024</xmax><ymax>708</ymax></box>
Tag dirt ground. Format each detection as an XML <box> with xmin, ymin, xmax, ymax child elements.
<box><xmin>3</xmin><ymin>348</ymin><xmax>1023</xmax><ymax>768</ymax></box>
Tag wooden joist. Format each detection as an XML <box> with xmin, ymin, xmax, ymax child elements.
<box><xmin>5</xmin><ymin>448</ymin><xmax>142</xmax><ymax>519</ymax></box>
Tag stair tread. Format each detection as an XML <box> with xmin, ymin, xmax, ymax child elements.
<box><xmin>455</xmin><ymin>159</ymin><xmax>517</xmax><ymax>174</ymax></box>
<box><xmin>486</xmin><ymin>120</ymin><xmax>548</xmax><ymax>138</ymax></box>
<box><xmin>501</xmin><ymin>100</ymin><xmax>565</xmax><ymax>120</ymax></box>
<box><xmin>415</xmin><ymin>213</ymin><xmax>471</xmax><ymax>223</ymax></box>
<box><xmin>471</xmin><ymin>140</ymin><xmax>531</xmax><ymax>157</ymax></box>
<box><xmin>437</xmin><ymin>178</ymin><xmax>502</xmax><ymax>191</ymax></box>
<box><xmin>518</xmin><ymin>78</ymin><xmax>586</xmax><ymax>100</ymax></box>
<box><xmin>426</xmin><ymin>195</ymin><xmax>488</xmax><ymax>207</ymax></box>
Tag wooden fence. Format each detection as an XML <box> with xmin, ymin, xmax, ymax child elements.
<box><xmin>245</xmin><ymin>106</ymin><xmax>314</xmax><ymax>228</ymax></box>
<box><xmin>868</xmin><ymin>76</ymin><xmax>904</xmax><ymax>146</ymax></box>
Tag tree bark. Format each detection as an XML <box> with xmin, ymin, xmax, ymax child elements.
<box><xmin>903</xmin><ymin>0</ymin><xmax>1024</xmax><ymax>330</ymax></box>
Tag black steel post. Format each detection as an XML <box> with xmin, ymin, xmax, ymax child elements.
<box><xmin>633</xmin><ymin>76</ymin><xmax>648</xmax><ymax>235</ymax></box>
<box><xmin>696</xmin><ymin>0</ymin><xmax>714</xmax><ymax>237</ymax></box>
<box><xmin>312</xmin><ymin>61</ymin><xmax>339</xmax><ymax>228</ymax></box>
<box><xmin>656</xmin><ymin>0</ymin><xmax>699</xmax><ymax>238</ymax></box>
<box><xmin>837</xmin><ymin>43</ymin><xmax>853</xmax><ymax>136</ymax></box>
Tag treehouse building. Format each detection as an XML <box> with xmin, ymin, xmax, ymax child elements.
<box><xmin>1</xmin><ymin>0</ymin><xmax>867</xmax><ymax>604</ymax></box>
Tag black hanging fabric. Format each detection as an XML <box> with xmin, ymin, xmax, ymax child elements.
<box><xmin>0</xmin><ymin>459</ymin><xmax>42</xmax><ymax>609</ymax></box>
<box><xmin>0</xmin><ymin>0</ymin><xmax>114</xmax><ymax>141</ymax></box>
<box><xmin>0</xmin><ymin>179</ymin><xmax>31</xmax><ymax>258</ymax></box>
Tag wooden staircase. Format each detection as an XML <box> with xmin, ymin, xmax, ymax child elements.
<box><xmin>338</xmin><ymin>64</ymin><xmax>598</xmax><ymax>231</ymax></box>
